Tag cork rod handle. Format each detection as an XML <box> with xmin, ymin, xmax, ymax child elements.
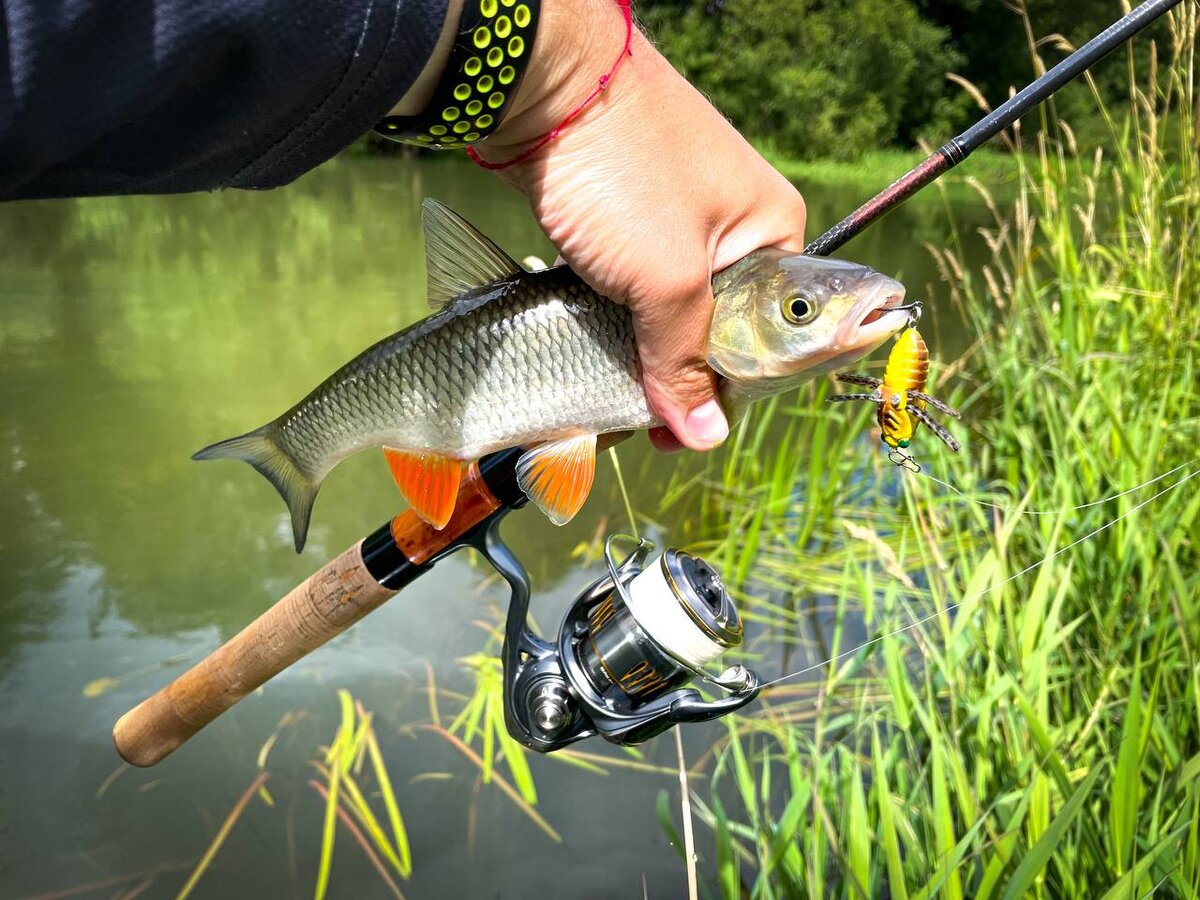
<box><xmin>113</xmin><ymin>541</ymin><xmax>397</xmax><ymax>767</ymax></box>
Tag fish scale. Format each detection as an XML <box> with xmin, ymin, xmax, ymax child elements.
<box><xmin>272</xmin><ymin>267</ymin><xmax>655</xmax><ymax>478</ymax></box>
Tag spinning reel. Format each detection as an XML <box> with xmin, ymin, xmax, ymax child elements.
<box><xmin>461</xmin><ymin>520</ymin><xmax>762</xmax><ymax>752</ymax></box>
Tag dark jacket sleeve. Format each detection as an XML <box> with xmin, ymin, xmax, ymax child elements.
<box><xmin>0</xmin><ymin>0</ymin><xmax>447</xmax><ymax>199</ymax></box>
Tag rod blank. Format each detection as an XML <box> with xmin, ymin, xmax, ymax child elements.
<box><xmin>803</xmin><ymin>0</ymin><xmax>1182</xmax><ymax>257</ymax></box>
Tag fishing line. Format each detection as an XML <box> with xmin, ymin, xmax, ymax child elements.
<box><xmin>904</xmin><ymin>459</ymin><xmax>1196</xmax><ymax>515</ymax></box>
<box><xmin>756</xmin><ymin>463</ymin><xmax>1200</xmax><ymax>691</ymax></box>
<box><xmin>608</xmin><ymin>446</ymin><xmax>641</xmax><ymax>541</ymax></box>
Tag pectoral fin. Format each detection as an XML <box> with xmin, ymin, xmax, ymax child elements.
<box><xmin>515</xmin><ymin>434</ymin><xmax>597</xmax><ymax>526</ymax></box>
<box><xmin>383</xmin><ymin>448</ymin><xmax>463</xmax><ymax>530</ymax></box>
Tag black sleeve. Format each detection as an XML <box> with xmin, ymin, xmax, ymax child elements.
<box><xmin>0</xmin><ymin>0</ymin><xmax>448</xmax><ymax>199</ymax></box>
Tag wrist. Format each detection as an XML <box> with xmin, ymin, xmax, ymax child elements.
<box><xmin>376</xmin><ymin>0</ymin><xmax>545</xmax><ymax>148</ymax></box>
<box><xmin>478</xmin><ymin>0</ymin><xmax>632</xmax><ymax>160</ymax></box>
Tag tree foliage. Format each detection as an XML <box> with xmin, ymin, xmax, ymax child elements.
<box><xmin>640</xmin><ymin>0</ymin><xmax>1168</xmax><ymax>159</ymax></box>
<box><xmin>642</xmin><ymin>0</ymin><xmax>963</xmax><ymax>159</ymax></box>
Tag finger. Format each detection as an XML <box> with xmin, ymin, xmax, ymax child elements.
<box><xmin>773</xmin><ymin>189</ymin><xmax>809</xmax><ymax>251</ymax></box>
<box><xmin>714</xmin><ymin>183</ymin><xmax>809</xmax><ymax>271</ymax></box>
<box><xmin>648</xmin><ymin>426</ymin><xmax>685</xmax><ymax>454</ymax></box>
<box><xmin>634</xmin><ymin>279</ymin><xmax>728</xmax><ymax>452</ymax></box>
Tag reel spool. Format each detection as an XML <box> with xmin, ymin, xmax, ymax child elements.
<box><xmin>468</xmin><ymin>524</ymin><xmax>761</xmax><ymax>753</ymax></box>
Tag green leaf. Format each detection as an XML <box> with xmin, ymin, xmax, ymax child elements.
<box><xmin>366</xmin><ymin>731</ymin><xmax>411</xmax><ymax>877</ymax></box>
<box><xmin>930</xmin><ymin>740</ymin><xmax>963</xmax><ymax>900</ymax></box>
<box><xmin>847</xmin><ymin>755</ymin><xmax>871</xmax><ymax>895</ymax></box>
<box><xmin>1000</xmin><ymin>766</ymin><xmax>1102</xmax><ymax>900</ymax></box>
<box><xmin>656</xmin><ymin>789</ymin><xmax>687</xmax><ymax>864</ymax></box>
<box><xmin>874</xmin><ymin>729</ymin><xmax>909</xmax><ymax>900</ymax></box>
<box><xmin>713</xmin><ymin>794</ymin><xmax>740</xmax><ymax>900</ymax></box>
<box><xmin>1110</xmin><ymin>663</ymin><xmax>1144</xmax><ymax>873</ymax></box>
<box><xmin>490</xmin><ymin>694</ymin><xmax>537</xmax><ymax>805</ymax></box>
<box><xmin>1097</xmin><ymin>823</ymin><xmax>1190</xmax><ymax>900</ymax></box>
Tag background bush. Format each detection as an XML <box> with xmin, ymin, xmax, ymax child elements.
<box><xmin>639</xmin><ymin>0</ymin><xmax>1167</xmax><ymax>158</ymax></box>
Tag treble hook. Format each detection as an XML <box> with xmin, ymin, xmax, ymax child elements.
<box><xmin>888</xmin><ymin>447</ymin><xmax>922</xmax><ymax>473</ymax></box>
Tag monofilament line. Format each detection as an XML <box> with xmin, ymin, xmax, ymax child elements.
<box><xmin>758</xmin><ymin>464</ymin><xmax>1200</xmax><ymax>691</ymax></box>
<box><xmin>912</xmin><ymin>460</ymin><xmax>1194</xmax><ymax>515</ymax></box>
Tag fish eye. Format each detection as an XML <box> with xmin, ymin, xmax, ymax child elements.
<box><xmin>781</xmin><ymin>292</ymin><xmax>819</xmax><ymax>325</ymax></box>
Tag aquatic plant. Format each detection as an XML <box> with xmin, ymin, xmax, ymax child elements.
<box><xmin>308</xmin><ymin>691</ymin><xmax>413</xmax><ymax>900</ymax></box>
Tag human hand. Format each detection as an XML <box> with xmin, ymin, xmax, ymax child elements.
<box><xmin>477</xmin><ymin>0</ymin><xmax>808</xmax><ymax>452</ymax></box>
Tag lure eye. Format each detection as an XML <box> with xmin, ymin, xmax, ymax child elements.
<box><xmin>899</xmin><ymin>440</ymin><xmax>910</xmax><ymax>448</ymax></box>
<box><xmin>781</xmin><ymin>292</ymin><xmax>819</xmax><ymax>325</ymax></box>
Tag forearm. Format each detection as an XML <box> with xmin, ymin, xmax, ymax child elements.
<box><xmin>0</xmin><ymin>0</ymin><xmax>450</xmax><ymax>200</ymax></box>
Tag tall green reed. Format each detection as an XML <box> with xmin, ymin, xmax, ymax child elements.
<box><xmin>668</xmin><ymin>4</ymin><xmax>1200</xmax><ymax>897</ymax></box>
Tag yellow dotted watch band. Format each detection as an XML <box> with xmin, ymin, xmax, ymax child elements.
<box><xmin>374</xmin><ymin>0</ymin><xmax>541</xmax><ymax>148</ymax></box>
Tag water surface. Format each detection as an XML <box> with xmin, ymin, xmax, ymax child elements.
<box><xmin>0</xmin><ymin>155</ymin><xmax>986</xmax><ymax>897</ymax></box>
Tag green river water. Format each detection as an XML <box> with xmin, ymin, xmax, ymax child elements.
<box><xmin>0</xmin><ymin>155</ymin><xmax>987</xmax><ymax>897</ymax></box>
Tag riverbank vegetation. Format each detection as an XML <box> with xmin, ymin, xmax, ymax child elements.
<box><xmin>656</xmin><ymin>3</ymin><xmax>1200</xmax><ymax>895</ymax></box>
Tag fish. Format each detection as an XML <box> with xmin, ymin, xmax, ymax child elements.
<box><xmin>195</xmin><ymin>199</ymin><xmax>912</xmax><ymax>552</ymax></box>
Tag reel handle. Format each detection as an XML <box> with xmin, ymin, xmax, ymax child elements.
<box><xmin>667</xmin><ymin>677</ymin><xmax>760</xmax><ymax>724</ymax></box>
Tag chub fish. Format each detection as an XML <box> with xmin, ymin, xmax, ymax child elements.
<box><xmin>196</xmin><ymin>199</ymin><xmax>912</xmax><ymax>551</ymax></box>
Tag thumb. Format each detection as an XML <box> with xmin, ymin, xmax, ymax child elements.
<box><xmin>633</xmin><ymin>281</ymin><xmax>729</xmax><ymax>452</ymax></box>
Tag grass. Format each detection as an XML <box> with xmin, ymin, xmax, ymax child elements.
<box><xmin>308</xmin><ymin>691</ymin><xmax>413</xmax><ymax>899</ymax></box>
<box><xmin>659</xmin><ymin>2</ymin><xmax>1200</xmax><ymax>897</ymax></box>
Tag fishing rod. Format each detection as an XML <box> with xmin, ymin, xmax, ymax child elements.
<box><xmin>115</xmin><ymin>440</ymin><xmax>760</xmax><ymax>765</ymax></box>
<box><xmin>803</xmin><ymin>0</ymin><xmax>1182</xmax><ymax>256</ymax></box>
<box><xmin>113</xmin><ymin>0</ymin><xmax>1182</xmax><ymax>767</ymax></box>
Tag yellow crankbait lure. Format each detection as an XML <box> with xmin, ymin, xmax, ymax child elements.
<box><xmin>829</xmin><ymin>305</ymin><xmax>961</xmax><ymax>469</ymax></box>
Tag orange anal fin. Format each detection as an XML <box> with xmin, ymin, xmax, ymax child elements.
<box><xmin>515</xmin><ymin>434</ymin><xmax>597</xmax><ymax>526</ymax></box>
<box><xmin>383</xmin><ymin>448</ymin><xmax>463</xmax><ymax>530</ymax></box>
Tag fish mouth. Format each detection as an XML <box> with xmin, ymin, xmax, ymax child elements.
<box><xmin>859</xmin><ymin>297</ymin><xmax>903</xmax><ymax>327</ymax></box>
<box><xmin>834</xmin><ymin>283</ymin><xmax>909</xmax><ymax>351</ymax></box>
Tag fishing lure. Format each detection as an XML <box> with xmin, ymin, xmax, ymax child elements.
<box><xmin>829</xmin><ymin>306</ymin><xmax>961</xmax><ymax>470</ymax></box>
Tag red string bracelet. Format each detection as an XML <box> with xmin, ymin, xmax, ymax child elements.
<box><xmin>466</xmin><ymin>0</ymin><xmax>634</xmax><ymax>171</ymax></box>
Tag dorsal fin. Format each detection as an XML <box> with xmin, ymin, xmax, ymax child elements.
<box><xmin>421</xmin><ymin>198</ymin><xmax>524</xmax><ymax>308</ymax></box>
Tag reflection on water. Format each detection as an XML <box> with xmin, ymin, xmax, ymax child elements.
<box><xmin>0</xmin><ymin>155</ymin><xmax>987</xmax><ymax>896</ymax></box>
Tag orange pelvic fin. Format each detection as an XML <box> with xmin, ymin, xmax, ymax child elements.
<box><xmin>383</xmin><ymin>448</ymin><xmax>463</xmax><ymax>530</ymax></box>
<box><xmin>515</xmin><ymin>434</ymin><xmax>597</xmax><ymax>526</ymax></box>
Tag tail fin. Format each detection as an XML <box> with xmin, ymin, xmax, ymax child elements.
<box><xmin>193</xmin><ymin>426</ymin><xmax>319</xmax><ymax>553</ymax></box>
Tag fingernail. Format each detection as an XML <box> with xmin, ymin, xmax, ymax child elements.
<box><xmin>685</xmin><ymin>399</ymin><xmax>729</xmax><ymax>448</ymax></box>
